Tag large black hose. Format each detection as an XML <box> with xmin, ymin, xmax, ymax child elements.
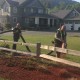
<box><xmin>0</xmin><ymin>30</ymin><xmax>13</xmax><ymax>34</ymax></box>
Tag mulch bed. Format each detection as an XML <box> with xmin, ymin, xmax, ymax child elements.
<box><xmin>0</xmin><ymin>56</ymin><xmax>80</xmax><ymax>80</ymax></box>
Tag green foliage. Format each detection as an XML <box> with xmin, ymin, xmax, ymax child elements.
<box><xmin>0</xmin><ymin>43</ymin><xmax>10</xmax><ymax>48</ymax></box>
<box><xmin>5</xmin><ymin>23</ymin><xmax>12</xmax><ymax>30</ymax></box>
<box><xmin>0</xmin><ymin>43</ymin><xmax>10</xmax><ymax>55</ymax></box>
<box><xmin>39</xmin><ymin>0</ymin><xmax>80</xmax><ymax>13</ymax></box>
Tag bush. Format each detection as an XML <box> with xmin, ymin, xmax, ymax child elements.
<box><xmin>5</xmin><ymin>23</ymin><xmax>12</xmax><ymax>30</ymax></box>
<box><xmin>0</xmin><ymin>43</ymin><xmax>10</xmax><ymax>48</ymax></box>
<box><xmin>0</xmin><ymin>43</ymin><xmax>10</xmax><ymax>55</ymax></box>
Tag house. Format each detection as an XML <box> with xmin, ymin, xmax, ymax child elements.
<box><xmin>19</xmin><ymin>0</ymin><xmax>56</xmax><ymax>30</ymax></box>
<box><xmin>1</xmin><ymin>0</ymin><xmax>80</xmax><ymax>31</ymax></box>
<box><xmin>0</xmin><ymin>0</ymin><xmax>56</xmax><ymax>30</ymax></box>
<box><xmin>51</xmin><ymin>9</ymin><xmax>80</xmax><ymax>31</ymax></box>
<box><xmin>0</xmin><ymin>0</ymin><xmax>19</xmax><ymax>28</ymax></box>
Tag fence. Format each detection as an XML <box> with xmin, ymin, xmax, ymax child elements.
<box><xmin>0</xmin><ymin>40</ymin><xmax>80</xmax><ymax>68</ymax></box>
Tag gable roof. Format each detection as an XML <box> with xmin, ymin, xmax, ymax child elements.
<box><xmin>51</xmin><ymin>10</ymin><xmax>72</xmax><ymax>19</ymax></box>
<box><xmin>0</xmin><ymin>0</ymin><xmax>4</xmax><ymax>7</ymax></box>
<box><xmin>5</xmin><ymin>0</ymin><xmax>19</xmax><ymax>6</ymax></box>
<box><xmin>12</xmin><ymin>0</ymin><xmax>25</xmax><ymax>4</ymax></box>
<box><xmin>76</xmin><ymin>8</ymin><xmax>80</xmax><ymax>13</ymax></box>
<box><xmin>27</xmin><ymin>0</ymin><xmax>44</xmax><ymax>8</ymax></box>
<box><xmin>20</xmin><ymin>0</ymin><xmax>44</xmax><ymax>8</ymax></box>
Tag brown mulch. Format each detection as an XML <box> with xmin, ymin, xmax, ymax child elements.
<box><xmin>0</xmin><ymin>56</ymin><xmax>80</xmax><ymax>80</ymax></box>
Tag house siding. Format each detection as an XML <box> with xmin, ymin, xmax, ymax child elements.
<box><xmin>0</xmin><ymin>0</ymin><xmax>54</xmax><ymax>30</ymax></box>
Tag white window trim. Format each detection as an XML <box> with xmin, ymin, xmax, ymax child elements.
<box><xmin>31</xmin><ymin>8</ymin><xmax>33</xmax><ymax>13</ymax></box>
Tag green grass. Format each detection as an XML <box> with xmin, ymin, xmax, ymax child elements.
<box><xmin>67</xmin><ymin>36</ymin><xmax>80</xmax><ymax>51</ymax></box>
<box><xmin>0</xmin><ymin>78</ymin><xmax>8</xmax><ymax>80</ymax></box>
<box><xmin>0</xmin><ymin>32</ymin><xmax>80</xmax><ymax>63</ymax></box>
<box><xmin>65</xmin><ymin>54</ymin><xmax>80</xmax><ymax>63</ymax></box>
<box><xmin>1</xmin><ymin>32</ymin><xmax>80</xmax><ymax>50</ymax></box>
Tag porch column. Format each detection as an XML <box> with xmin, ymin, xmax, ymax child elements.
<box><xmin>9</xmin><ymin>7</ymin><xmax>11</xmax><ymax>13</ymax></box>
<box><xmin>48</xmin><ymin>18</ymin><xmax>50</xmax><ymax>25</ymax></box>
<box><xmin>1</xmin><ymin>9</ymin><xmax>3</xmax><ymax>15</ymax></box>
<box><xmin>73</xmin><ymin>22</ymin><xmax>75</xmax><ymax>30</ymax></box>
<box><xmin>35</xmin><ymin>17</ymin><xmax>39</xmax><ymax>25</ymax></box>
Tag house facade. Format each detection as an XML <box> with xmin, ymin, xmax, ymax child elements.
<box><xmin>0</xmin><ymin>0</ymin><xmax>19</xmax><ymax>28</ymax></box>
<box><xmin>1</xmin><ymin>0</ymin><xmax>80</xmax><ymax>31</ymax></box>
<box><xmin>19</xmin><ymin>0</ymin><xmax>56</xmax><ymax>30</ymax></box>
<box><xmin>51</xmin><ymin>9</ymin><xmax>80</xmax><ymax>31</ymax></box>
<box><xmin>0</xmin><ymin>0</ymin><xmax>55</xmax><ymax>30</ymax></box>
<box><xmin>64</xmin><ymin>9</ymin><xmax>80</xmax><ymax>30</ymax></box>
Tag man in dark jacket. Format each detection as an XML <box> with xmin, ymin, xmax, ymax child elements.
<box><xmin>47</xmin><ymin>24</ymin><xmax>67</xmax><ymax>57</ymax></box>
<box><xmin>54</xmin><ymin>24</ymin><xmax>67</xmax><ymax>58</ymax></box>
<box><xmin>12</xmin><ymin>23</ymin><xmax>21</xmax><ymax>50</ymax></box>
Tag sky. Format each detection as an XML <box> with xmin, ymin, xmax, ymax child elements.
<box><xmin>73</xmin><ymin>0</ymin><xmax>80</xmax><ymax>3</ymax></box>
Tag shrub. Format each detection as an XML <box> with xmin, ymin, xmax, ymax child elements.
<box><xmin>5</xmin><ymin>23</ymin><xmax>12</xmax><ymax>30</ymax></box>
<box><xmin>0</xmin><ymin>43</ymin><xmax>10</xmax><ymax>55</ymax></box>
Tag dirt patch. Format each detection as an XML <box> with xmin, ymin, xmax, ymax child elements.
<box><xmin>0</xmin><ymin>56</ymin><xmax>80</xmax><ymax>80</ymax></box>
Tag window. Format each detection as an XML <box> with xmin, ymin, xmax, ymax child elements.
<box><xmin>69</xmin><ymin>21</ymin><xmax>73</xmax><ymax>24</ymax></box>
<box><xmin>65</xmin><ymin>20</ymin><xmax>69</xmax><ymax>24</ymax></box>
<box><xmin>13</xmin><ymin>7</ymin><xmax>17</xmax><ymax>13</ymax></box>
<box><xmin>3</xmin><ymin>6</ymin><xmax>8</xmax><ymax>12</ymax></box>
<box><xmin>38</xmin><ymin>9</ymin><xmax>43</xmax><ymax>14</ymax></box>
<box><xmin>13</xmin><ymin>17</ymin><xmax>17</xmax><ymax>23</ymax></box>
<box><xmin>25</xmin><ymin>18</ymin><xmax>26</xmax><ymax>23</ymax></box>
<box><xmin>29</xmin><ymin>18</ymin><xmax>35</xmax><ymax>24</ymax></box>
<box><xmin>75</xmin><ymin>20</ymin><xmax>80</xmax><ymax>24</ymax></box>
<box><xmin>24</xmin><ymin>8</ymin><xmax>26</xmax><ymax>12</ymax></box>
<box><xmin>25</xmin><ymin>18</ymin><xmax>29</xmax><ymax>23</ymax></box>
<box><xmin>39</xmin><ymin>18</ymin><xmax>48</xmax><ymax>25</ymax></box>
<box><xmin>31</xmin><ymin>8</ymin><xmax>36</xmax><ymax>13</ymax></box>
<box><xmin>6</xmin><ymin>7</ymin><xmax>8</xmax><ymax>12</ymax></box>
<box><xmin>31</xmin><ymin>8</ymin><xmax>33</xmax><ymax>13</ymax></box>
<box><xmin>72</xmin><ymin>11</ymin><xmax>78</xmax><ymax>17</ymax></box>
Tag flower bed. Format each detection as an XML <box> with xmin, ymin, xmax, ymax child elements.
<box><xmin>0</xmin><ymin>56</ymin><xmax>80</xmax><ymax>80</ymax></box>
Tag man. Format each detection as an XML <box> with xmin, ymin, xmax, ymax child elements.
<box><xmin>12</xmin><ymin>23</ymin><xmax>31</xmax><ymax>52</ymax></box>
<box><xmin>12</xmin><ymin>23</ymin><xmax>21</xmax><ymax>50</ymax></box>
<box><xmin>47</xmin><ymin>24</ymin><xmax>67</xmax><ymax>57</ymax></box>
<box><xmin>54</xmin><ymin>24</ymin><xmax>67</xmax><ymax>58</ymax></box>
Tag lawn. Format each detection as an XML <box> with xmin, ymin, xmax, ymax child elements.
<box><xmin>1</xmin><ymin>31</ymin><xmax>80</xmax><ymax>50</ymax></box>
<box><xmin>0</xmin><ymin>31</ymin><xmax>80</xmax><ymax>63</ymax></box>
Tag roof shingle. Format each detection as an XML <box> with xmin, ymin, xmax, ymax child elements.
<box><xmin>51</xmin><ymin>10</ymin><xmax>72</xmax><ymax>19</ymax></box>
<box><xmin>6</xmin><ymin>0</ymin><xmax>19</xmax><ymax>6</ymax></box>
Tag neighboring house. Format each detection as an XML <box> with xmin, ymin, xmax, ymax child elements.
<box><xmin>19</xmin><ymin>0</ymin><xmax>55</xmax><ymax>30</ymax></box>
<box><xmin>51</xmin><ymin>9</ymin><xmax>80</xmax><ymax>31</ymax></box>
<box><xmin>0</xmin><ymin>0</ymin><xmax>19</xmax><ymax>28</ymax></box>
<box><xmin>0</xmin><ymin>0</ymin><xmax>56</xmax><ymax>30</ymax></box>
<box><xmin>2</xmin><ymin>0</ymin><xmax>80</xmax><ymax>31</ymax></box>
